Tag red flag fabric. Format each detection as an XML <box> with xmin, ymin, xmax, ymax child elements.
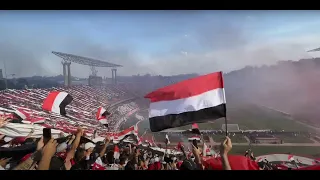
<box><xmin>145</xmin><ymin>72</ymin><xmax>226</xmax><ymax>132</ymax></box>
<box><xmin>96</xmin><ymin>107</ymin><xmax>110</xmax><ymax>125</ymax></box>
<box><xmin>42</xmin><ymin>91</ymin><xmax>73</xmax><ymax>115</ymax></box>
<box><xmin>92</xmin><ymin>162</ymin><xmax>106</xmax><ymax>170</ymax></box>
<box><xmin>192</xmin><ymin>123</ymin><xmax>199</xmax><ymax>129</ymax></box>
<box><xmin>177</xmin><ymin>142</ymin><xmax>183</xmax><ymax>150</ymax></box>
<box><xmin>20</xmin><ymin>153</ymin><xmax>32</xmax><ymax>163</ymax></box>
<box><xmin>202</xmin><ymin>155</ymin><xmax>259</xmax><ymax>170</ymax></box>
<box><xmin>191</xmin><ymin>123</ymin><xmax>201</xmax><ymax>135</ymax></box>
<box><xmin>114</xmin><ymin>145</ymin><xmax>120</xmax><ymax>159</ymax></box>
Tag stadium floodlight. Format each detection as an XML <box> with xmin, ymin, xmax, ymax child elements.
<box><xmin>52</xmin><ymin>51</ymin><xmax>122</xmax><ymax>77</ymax></box>
<box><xmin>52</xmin><ymin>51</ymin><xmax>122</xmax><ymax>67</ymax></box>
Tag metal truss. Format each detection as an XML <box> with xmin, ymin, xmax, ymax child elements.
<box><xmin>307</xmin><ymin>47</ymin><xmax>320</xmax><ymax>52</ymax></box>
<box><xmin>52</xmin><ymin>51</ymin><xmax>122</xmax><ymax>67</ymax></box>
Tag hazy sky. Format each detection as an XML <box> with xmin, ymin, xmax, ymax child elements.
<box><xmin>1</xmin><ymin>10</ymin><xmax>320</xmax><ymax>78</ymax></box>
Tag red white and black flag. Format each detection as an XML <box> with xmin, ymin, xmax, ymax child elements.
<box><xmin>96</xmin><ymin>107</ymin><xmax>110</xmax><ymax>126</ymax></box>
<box><xmin>42</xmin><ymin>91</ymin><xmax>73</xmax><ymax>116</ymax></box>
<box><xmin>144</xmin><ymin>72</ymin><xmax>226</xmax><ymax>132</ymax></box>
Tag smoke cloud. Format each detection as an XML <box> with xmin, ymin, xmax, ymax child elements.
<box><xmin>0</xmin><ymin>10</ymin><xmax>319</xmax><ymax>78</ymax></box>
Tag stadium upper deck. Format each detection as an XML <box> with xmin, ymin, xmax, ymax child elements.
<box><xmin>0</xmin><ymin>85</ymin><xmax>140</xmax><ymax>137</ymax></box>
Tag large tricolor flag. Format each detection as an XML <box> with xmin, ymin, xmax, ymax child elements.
<box><xmin>42</xmin><ymin>91</ymin><xmax>73</xmax><ymax>116</ymax></box>
<box><xmin>110</xmin><ymin>125</ymin><xmax>139</xmax><ymax>144</ymax></box>
<box><xmin>145</xmin><ymin>72</ymin><xmax>226</xmax><ymax>132</ymax></box>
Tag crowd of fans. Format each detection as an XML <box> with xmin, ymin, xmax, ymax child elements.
<box><xmin>0</xmin><ymin>121</ymin><xmax>235</xmax><ymax>170</ymax></box>
<box><xmin>0</xmin><ymin>84</ymin><xmax>319</xmax><ymax>170</ymax></box>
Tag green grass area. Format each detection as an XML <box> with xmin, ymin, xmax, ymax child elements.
<box><xmin>275</xmin><ymin>134</ymin><xmax>314</xmax><ymax>143</ymax></box>
<box><xmin>171</xmin><ymin>103</ymin><xmax>317</xmax><ymax>133</ymax></box>
<box><xmin>229</xmin><ymin>146</ymin><xmax>320</xmax><ymax>158</ymax></box>
<box><xmin>212</xmin><ymin>134</ymin><xmax>248</xmax><ymax>143</ymax></box>
<box><xmin>136</xmin><ymin>103</ymin><xmax>317</xmax><ymax>135</ymax></box>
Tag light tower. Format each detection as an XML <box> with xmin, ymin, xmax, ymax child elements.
<box><xmin>52</xmin><ymin>51</ymin><xmax>122</xmax><ymax>87</ymax></box>
<box><xmin>111</xmin><ymin>68</ymin><xmax>117</xmax><ymax>84</ymax></box>
<box><xmin>61</xmin><ymin>61</ymin><xmax>68</xmax><ymax>86</ymax></box>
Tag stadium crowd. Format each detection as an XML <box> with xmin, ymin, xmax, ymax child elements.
<box><xmin>0</xmin><ymin>85</ymin><xmax>140</xmax><ymax>134</ymax></box>
<box><xmin>0</xmin><ymin>84</ymin><xmax>320</xmax><ymax>170</ymax></box>
<box><xmin>0</xmin><ymin>122</ymin><xmax>235</xmax><ymax>170</ymax></box>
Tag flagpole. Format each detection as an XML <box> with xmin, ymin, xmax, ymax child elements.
<box><xmin>221</xmin><ymin>72</ymin><xmax>228</xmax><ymax>137</ymax></box>
<box><xmin>224</xmin><ymin>117</ymin><xmax>228</xmax><ymax>137</ymax></box>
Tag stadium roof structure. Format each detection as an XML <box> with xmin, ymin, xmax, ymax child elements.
<box><xmin>52</xmin><ymin>51</ymin><xmax>122</xmax><ymax>67</ymax></box>
<box><xmin>307</xmin><ymin>47</ymin><xmax>320</xmax><ymax>52</ymax></box>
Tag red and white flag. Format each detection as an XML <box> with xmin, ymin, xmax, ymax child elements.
<box><xmin>92</xmin><ymin>163</ymin><xmax>106</xmax><ymax>170</ymax></box>
<box><xmin>288</xmin><ymin>155</ymin><xmax>295</xmax><ymax>162</ymax></box>
<box><xmin>42</xmin><ymin>91</ymin><xmax>73</xmax><ymax>116</ymax></box>
<box><xmin>177</xmin><ymin>142</ymin><xmax>184</xmax><ymax>150</ymax></box>
<box><xmin>137</xmin><ymin>137</ymin><xmax>142</xmax><ymax>146</ymax></box>
<box><xmin>0</xmin><ymin>112</ymin><xmax>14</xmax><ymax>120</ymax></box>
<box><xmin>14</xmin><ymin>109</ymin><xmax>29</xmax><ymax>120</ymax></box>
<box><xmin>191</xmin><ymin>123</ymin><xmax>201</xmax><ymax>135</ymax></box>
<box><xmin>145</xmin><ymin>72</ymin><xmax>226</xmax><ymax>132</ymax></box>
<box><xmin>96</xmin><ymin>107</ymin><xmax>110</xmax><ymax>125</ymax></box>
<box><xmin>110</xmin><ymin>125</ymin><xmax>139</xmax><ymax>144</ymax></box>
<box><xmin>22</xmin><ymin>116</ymin><xmax>46</xmax><ymax>124</ymax></box>
<box><xmin>188</xmin><ymin>136</ymin><xmax>201</xmax><ymax>142</ymax></box>
<box><xmin>114</xmin><ymin>145</ymin><xmax>120</xmax><ymax>160</ymax></box>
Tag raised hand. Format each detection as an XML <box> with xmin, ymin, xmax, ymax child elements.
<box><xmin>191</xmin><ymin>143</ymin><xmax>201</xmax><ymax>157</ymax></box>
<box><xmin>0</xmin><ymin>158</ymin><xmax>11</xmax><ymax>168</ymax></box>
<box><xmin>220</xmin><ymin>136</ymin><xmax>232</xmax><ymax>155</ymax></box>
<box><xmin>76</xmin><ymin>127</ymin><xmax>84</xmax><ymax>136</ymax></box>
<box><xmin>37</xmin><ymin>136</ymin><xmax>45</xmax><ymax>151</ymax></box>
<box><xmin>105</xmin><ymin>135</ymin><xmax>111</xmax><ymax>143</ymax></box>
<box><xmin>42</xmin><ymin>138</ymin><xmax>58</xmax><ymax>158</ymax></box>
<box><xmin>0</xmin><ymin>116</ymin><xmax>9</xmax><ymax>128</ymax></box>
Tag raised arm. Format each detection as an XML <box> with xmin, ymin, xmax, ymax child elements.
<box><xmin>99</xmin><ymin>135</ymin><xmax>110</xmax><ymax>158</ymax></box>
<box><xmin>191</xmin><ymin>143</ymin><xmax>203</xmax><ymax>169</ymax></box>
<box><xmin>220</xmin><ymin>136</ymin><xmax>232</xmax><ymax>170</ymax></box>
<box><xmin>38</xmin><ymin>138</ymin><xmax>58</xmax><ymax>170</ymax></box>
<box><xmin>65</xmin><ymin>127</ymin><xmax>84</xmax><ymax>161</ymax></box>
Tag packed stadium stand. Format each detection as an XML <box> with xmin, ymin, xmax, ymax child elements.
<box><xmin>0</xmin><ymin>85</ymin><xmax>140</xmax><ymax>137</ymax></box>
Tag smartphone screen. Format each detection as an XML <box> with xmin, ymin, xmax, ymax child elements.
<box><xmin>43</xmin><ymin>128</ymin><xmax>51</xmax><ymax>145</ymax></box>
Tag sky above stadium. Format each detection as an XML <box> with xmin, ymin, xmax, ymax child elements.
<box><xmin>1</xmin><ymin>10</ymin><xmax>320</xmax><ymax>78</ymax></box>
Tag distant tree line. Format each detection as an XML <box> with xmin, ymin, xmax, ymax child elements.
<box><xmin>0</xmin><ymin>77</ymin><xmax>59</xmax><ymax>90</ymax></box>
